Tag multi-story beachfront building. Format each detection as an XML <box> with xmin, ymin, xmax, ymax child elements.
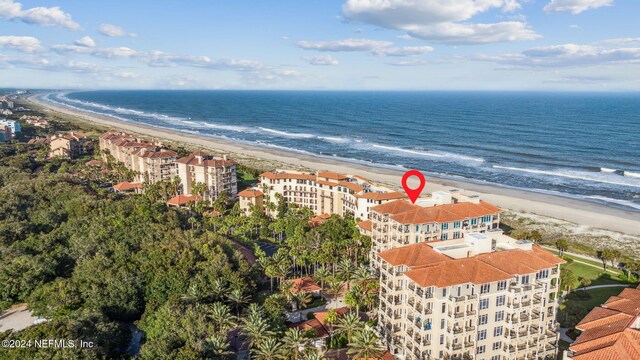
<box><xmin>563</xmin><ymin>285</ymin><xmax>640</xmax><ymax>360</ymax></box>
<box><xmin>242</xmin><ymin>170</ymin><xmax>406</xmax><ymax>219</ymax></box>
<box><xmin>49</xmin><ymin>132</ymin><xmax>92</xmax><ymax>158</ymax></box>
<box><xmin>99</xmin><ymin>130</ymin><xmax>177</xmax><ymax>184</ymax></box>
<box><xmin>376</xmin><ymin>233</ymin><xmax>564</xmax><ymax>360</ymax></box>
<box><xmin>175</xmin><ymin>150</ymin><xmax>238</xmax><ymax>201</ymax></box>
<box><xmin>368</xmin><ymin>194</ymin><xmax>501</xmax><ymax>269</ymax></box>
<box><xmin>238</xmin><ymin>189</ymin><xmax>264</xmax><ymax>215</ymax></box>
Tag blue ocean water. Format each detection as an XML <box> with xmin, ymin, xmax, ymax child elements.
<box><xmin>45</xmin><ymin>90</ymin><xmax>640</xmax><ymax>211</ymax></box>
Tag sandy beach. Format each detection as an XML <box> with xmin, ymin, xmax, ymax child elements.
<box><xmin>26</xmin><ymin>93</ymin><xmax>640</xmax><ymax>236</ymax></box>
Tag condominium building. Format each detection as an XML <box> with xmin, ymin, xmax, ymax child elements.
<box><xmin>238</xmin><ymin>189</ymin><xmax>264</xmax><ymax>215</ymax></box>
<box><xmin>99</xmin><ymin>130</ymin><xmax>177</xmax><ymax>184</ymax></box>
<box><xmin>376</xmin><ymin>233</ymin><xmax>564</xmax><ymax>360</ymax></box>
<box><xmin>49</xmin><ymin>132</ymin><xmax>92</xmax><ymax>158</ymax></box>
<box><xmin>175</xmin><ymin>150</ymin><xmax>238</xmax><ymax>201</ymax></box>
<box><xmin>564</xmin><ymin>285</ymin><xmax>640</xmax><ymax>360</ymax></box>
<box><xmin>242</xmin><ymin>170</ymin><xmax>406</xmax><ymax>219</ymax></box>
<box><xmin>0</xmin><ymin>119</ymin><xmax>21</xmax><ymax>139</ymax></box>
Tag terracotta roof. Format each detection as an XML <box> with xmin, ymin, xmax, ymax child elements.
<box><xmin>260</xmin><ymin>171</ymin><xmax>316</xmax><ymax>181</ymax></box>
<box><xmin>313</xmin><ymin>307</ymin><xmax>350</xmax><ymax>327</ymax></box>
<box><xmin>338</xmin><ymin>181</ymin><xmax>365</xmax><ymax>192</ymax></box>
<box><xmin>530</xmin><ymin>245</ymin><xmax>567</xmax><ymax>265</ymax></box>
<box><xmin>291</xmin><ymin>319</ymin><xmax>328</xmax><ymax>338</ymax></box>
<box><xmin>378</xmin><ymin>243</ymin><xmax>451</xmax><ymax>268</ymax></box>
<box><xmin>290</xmin><ymin>277</ymin><xmax>322</xmax><ymax>294</ymax></box>
<box><xmin>570</xmin><ymin>285</ymin><xmax>640</xmax><ymax>360</ymax></box>
<box><xmin>112</xmin><ymin>181</ymin><xmax>141</xmax><ymax>191</ymax></box>
<box><xmin>175</xmin><ymin>151</ymin><xmax>236</xmax><ymax>167</ymax></box>
<box><xmin>356</xmin><ymin>191</ymin><xmax>407</xmax><ymax>201</ymax></box>
<box><xmin>133</xmin><ymin>148</ymin><xmax>177</xmax><ymax>159</ymax></box>
<box><xmin>477</xmin><ymin>248</ymin><xmax>559</xmax><ymax>274</ymax></box>
<box><xmin>317</xmin><ymin>180</ymin><xmax>338</xmax><ymax>187</ymax></box>
<box><xmin>389</xmin><ymin>201</ymin><xmax>501</xmax><ymax>224</ymax></box>
<box><xmin>27</xmin><ymin>137</ymin><xmax>49</xmax><ymax>144</ymax></box>
<box><xmin>404</xmin><ymin>258</ymin><xmax>512</xmax><ymax>287</ymax></box>
<box><xmin>357</xmin><ymin>220</ymin><xmax>372</xmax><ymax>232</ymax></box>
<box><xmin>204</xmin><ymin>210</ymin><xmax>222</xmax><ymax>217</ymax></box>
<box><xmin>309</xmin><ymin>214</ymin><xmax>331</xmax><ymax>227</ymax></box>
<box><xmin>370</xmin><ymin>199</ymin><xmax>419</xmax><ymax>215</ymax></box>
<box><xmin>167</xmin><ymin>194</ymin><xmax>201</xmax><ymax>205</ymax></box>
<box><xmin>317</xmin><ymin>171</ymin><xmax>348</xmax><ymax>180</ymax></box>
<box><xmin>238</xmin><ymin>189</ymin><xmax>263</xmax><ymax>197</ymax></box>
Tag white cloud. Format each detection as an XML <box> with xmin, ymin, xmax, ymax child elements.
<box><xmin>598</xmin><ymin>38</ymin><xmax>640</xmax><ymax>46</ymax></box>
<box><xmin>74</xmin><ymin>36</ymin><xmax>96</xmax><ymax>48</ymax></box>
<box><xmin>475</xmin><ymin>42</ymin><xmax>640</xmax><ymax>67</ymax></box>
<box><xmin>0</xmin><ymin>0</ymin><xmax>79</xmax><ymax>30</ymax></box>
<box><xmin>544</xmin><ymin>0</ymin><xmax>613</xmax><ymax>14</ymax></box>
<box><xmin>296</xmin><ymin>38</ymin><xmax>392</xmax><ymax>52</ymax></box>
<box><xmin>296</xmin><ymin>38</ymin><xmax>433</xmax><ymax>57</ymax></box>
<box><xmin>52</xmin><ymin>44</ymin><xmax>138</xmax><ymax>58</ymax></box>
<box><xmin>0</xmin><ymin>35</ymin><xmax>42</xmax><ymax>52</ymax></box>
<box><xmin>303</xmin><ymin>55</ymin><xmax>340</xmax><ymax>65</ymax></box>
<box><xmin>341</xmin><ymin>0</ymin><xmax>538</xmax><ymax>44</ymax></box>
<box><xmin>98</xmin><ymin>23</ymin><xmax>135</xmax><ymax>37</ymax></box>
<box><xmin>372</xmin><ymin>46</ymin><xmax>433</xmax><ymax>56</ymax></box>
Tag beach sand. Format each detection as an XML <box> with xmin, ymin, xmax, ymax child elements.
<box><xmin>26</xmin><ymin>93</ymin><xmax>640</xmax><ymax>237</ymax></box>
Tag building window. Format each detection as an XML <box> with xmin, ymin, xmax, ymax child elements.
<box><xmin>440</xmin><ymin>335</ymin><xmax>444</xmax><ymax>345</ymax></box>
<box><xmin>471</xmin><ymin>218</ymin><xmax>477</xmax><ymax>225</ymax></box>
<box><xmin>480</xmin><ymin>284</ymin><xmax>490</xmax><ymax>294</ymax></box>
<box><xmin>442</xmin><ymin>288</ymin><xmax>447</xmax><ymax>297</ymax></box>
<box><xmin>496</xmin><ymin>295</ymin><xmax>506</xmax><ymax>307</ymax></box>
<box><xmin>478</xmin><ymin>330</ymin><xmax>487</xmax><ymax>341</ymax></box>
<box><xmin>494</xmin><ymin>326</ymin><xmax>503</xmax><ymax>337</ymax></box>
<box><xmin>477</xmin><ymin>345</ymin><xmax>486</xmax><ymax>354</ymax></box>
<box><xmin>491</xmin><ymin>355</ymin><xmax>501</xmax><ymax>360</ymax></box>
<box><xmin>453</xmin><ymin>231</ymin><xmax>461</xmax><ymax>239</ymax></box>
<box><xmin>478</xmin><ymin>314</ymin><xmax>488</xmax><ymax>325</ymax></box>
<box><xmin>497</xmin><ymin>280</ymin><xmax>507</xmax><ymax>291</ymax></box>
<box><xmin>442</xmin><ymin>223</ymin><xmax>449</xmax><ymax>230</ymax></box>
<box><xmin>442</xmin><ymin>303</ymin><xmax>446</xmax><ymax>313</ymax></box>
<box><xmin>522</xmin><ymin>275</ymin><xmax>530</xmax><ymax>284</ymax></box>
<box><xmin>454</xmin><ymin>221</ymin><xmax>460</xmax><ymax>228</ymax></box>
<box><xmin>441</xmin><ymin>319</ymin><xmax>445</xmax><ymax>329</ymax></box>
<box><xmin>441</xmin><ymin>233</ymin><xmax>448</xmax><ymax>240</ymax></box>
<box><xmin>480</xmin><ymin>299</ymin><xmax>489</xmax><ymax>310</ymax></box>
<box><xmin>495</xmin><ymin>311</ymin><xmax>504</xmax><ymax>322</ymax></box>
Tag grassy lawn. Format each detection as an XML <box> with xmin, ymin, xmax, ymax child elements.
<box><xmin>237</xmin><ymin>171</ymin><xmax>258</xmax><ymax>190</ymax></box>
<box><xmin>558</xmin><ymin>286</ymin><xmax>627</xmax><ymax>328</ymax></box>
<box><xmin>563</xmin><ymin>261</ymin><xmax>626</xmax><ymax>288</ymax></box>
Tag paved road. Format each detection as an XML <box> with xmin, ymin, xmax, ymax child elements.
<box><xmin>0</xmin><ymin>304</ymin><xmax>37</xmax><ymax>333</ymax></box>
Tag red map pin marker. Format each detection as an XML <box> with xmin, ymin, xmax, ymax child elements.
<box><xmin>402</xmin><ymin>170</ymin><xmax>426</xmax><ymax>204</ymax></box>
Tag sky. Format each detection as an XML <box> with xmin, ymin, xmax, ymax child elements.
<box><xmin>0</xmin><ymin>0</ymin><xmax>639</xmax><ymax>90</ymax></box>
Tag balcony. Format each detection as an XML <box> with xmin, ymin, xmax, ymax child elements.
<box><xmin>449</xmin><ymin>295</ymin><xmax>466</xmax><ymax>302</ymax></box>
<box><xmin>467</xmin><ymin>294</ymin><xmax>478</xmax><ymax>300</ymax></box>
<box><xmin>465</xmin><ymin>325</ymin><xmax>476</xmax><ymax>332</ymax></box>
<box><xmin>453</xmin><ymin>327</ymin><xmax>463</xmax><ymax>335</ymax></box>
<box><xmin>464</xmin><ymin>341</ymin><xmax>474</xmax><ymax>348</ymax></box>
<box><xmin>452</xmin><ymin>343</ymin><xmax>463</xmax><ymax>351</ymax></box>
<box><xmin>466</xmin><ymin>310</ymin><xmax>477</xmax><ymax>316</ymax></box>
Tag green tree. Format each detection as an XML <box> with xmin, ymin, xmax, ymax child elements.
<box><xmin>555</xmin><ymin>238</ymin><xmax>569</xmax><ymax>257</ymax></box>
<box><xmin>347</xmin><ymin>330</ymin><xmax>385</xmax><ymax>360</ymax></box>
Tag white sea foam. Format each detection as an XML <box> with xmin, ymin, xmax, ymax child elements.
<box><xmin>625</xmin><ymin>171</ymin><xmax>640</xmax><ymax>179</ymax></box>
<box><xmin>371</xmin><ymin>144</ymin><xmax>484</xmax><ymax>163</ymax></box>
<box><xmin>600</xmin><ymin>167</ymin><xmax>617</xmax><ymax>173</ymax></box>
<box><xmin>258</xmin><ymin>127</ymin><xmax>315</xmax><ymax>139</ymax></box>
<box><xmin>318</xmin><ymin>136</ymin><xmax>350</xmax><ymax>143</ymax></box>
<box><xmin>493</xmin><ymin>165</ymin><xmax>640</xmax><ymax>188</ymax></box>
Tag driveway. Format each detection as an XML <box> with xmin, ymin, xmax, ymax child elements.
<box><xmin>0</xmin><ymin>304</ymin><xmax>37</xmax><ymax>333</ymax></box>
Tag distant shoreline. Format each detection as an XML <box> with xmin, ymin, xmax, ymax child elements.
<box><xmin>26</xmin><ymin>92</ymin><xmax>640</xmax><ymax>235</ymax></box>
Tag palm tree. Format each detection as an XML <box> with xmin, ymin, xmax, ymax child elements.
<box><xmin>304</xmin><ymin>352</ymin><xmax>326</xmax><ymax>360</ymax></box>
<box><xmin>282</xmin><ymin>328</ymin><xmax>311</xmax><ymax>360</ymax></box>
<box><xmin>294</xmin><ymin>291</ymin><xmax>313</xmax><ymax>312</ymax></box>
<box><xmin>205</xmin><ymin>334</ymin><xmax>233</xmax><ymax>359</ymax></box>
<box><xmin>313</xmin><ymin>266</ymin><xmax>331</xmax><ymax>291</ymax></box>
<box><xmin>336</xmin><ymin>312</ymin><xmax>364</xmax><ymax>343</ymax></box>
<box><xmin>241</xmin><ymin>304</ymin><xmax>275</xmax><ymax>349</ymax></box>
<box><xmin>327</xmin><ymin>277</ymin><xmax>344</xmax><ymax>306</ymax></box>
<box><xmin>337</xmin><ymin>259</ymin><xmax>356</xmax><ymax>291</ymax></box>
<box><xmin>347</xmin><ymin>330</ymin><xmax>385</xmax><ymax>360</ymax></box>
<box><xmin>226</xmin><ymin>288</ymin><xmax>250</xmax><ymax>317</ymax></box>
<box><xmin>207</xmin><ymin>302</ymin><xmax>236</xmax><ymax>333</ymax></box>
<box><xmin>324</xmin><ymin>308</ymin><xmax>338</xmax><ymax>346</ymax></box>
<box><xmin>352</xmin><ymin>265</ymin><xmax>375</xmax><ymax>285</ymax></box>
<box><xmin>210</xmin><ymin>278</ymin><xmax>228</xmax><ymax>301</ymax></box>
<box><xmin>253</xmin><ymin>337</ymin><xmax>284</xmax><ymax>360</ymax></box>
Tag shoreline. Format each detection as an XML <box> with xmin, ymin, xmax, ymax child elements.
<box><xmin>26</xmin><ymin>93</ymin><xmax>640</xmax><ymax>236</ymax></box>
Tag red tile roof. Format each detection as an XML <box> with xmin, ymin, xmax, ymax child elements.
<box><xmin>290</xmin><ymin>277</ymin><xmax>322</xmax><ymax>294</ymax></box>
<box><xmin>570</xmin><ymin>285</ymin><xmax>640</xmax><ymax>360</ymax></box>
<box><xmin>378</xmin><ymin>243</ymin><xmax>450</xmax><ymax>267</ymax></box>
<box><xmin>357</xmin><ymin>220</ymin><xmax>372</xmax><ymax>232</ymax></box>
<box><xmin>370</xmin><ymin>199</ymin><xmax>419</xmax><ymax>215</ymax></box>
<box><xmin>404</xmin><ymin>257</ymin><xmax>513</xmax><ymax>287</ymax></box>
<box><xmin>167</xmin><ymin>194</ymin><xmax>201</xmax><ymax>205</ymax></box>
<box><xmin>238</xmin><ymin>189</ymin><xmax>263</xmax><ymax>197</ymax></box>
<box><xmin>317</xmin><ymin>171</ymin><xmax>348</xmax><ymax>180</ymax></box>
<box><xmin>389</xmin><ymin>201</ymin><xmax>501</xmax><ymax>224</ymax></box>
<box><xmin>112</xmin><ymin>181</ymin><xmax>141</xmax><ymax>191</ymax></box>
<box><xmin>86</xmin><ymin>159</ymin><xmax>102</xmax><ymax>166</ymax></box>
<box><xmin>355</xmin><ymin>191</ymin><xmax>407</xmax><ymax>201</ymax></box>
<box><xmin>260</xmin><ymin>172</ymin><xmax>316</xmax><ymax>181</ymax></box>
<box><xmin>175</xmin><ymin>151</ymin><xmax>236</xmax><ymax>167</ymax></box>
<box><xmin>291</xmin><ymin>319</ymin><xmax>329</xmax><ymax>338</ymax></box>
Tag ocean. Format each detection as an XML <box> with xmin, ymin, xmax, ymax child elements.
<box><xmin>44</xmin><ymin>90</ymin><xmax>640</xmax><ymax>212</ymax></box>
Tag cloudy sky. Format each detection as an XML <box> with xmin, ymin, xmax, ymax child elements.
<box><xmin>0</xmin><ymin>0</ymin><xmax>638</xmax><ymax>90</ymax></box>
